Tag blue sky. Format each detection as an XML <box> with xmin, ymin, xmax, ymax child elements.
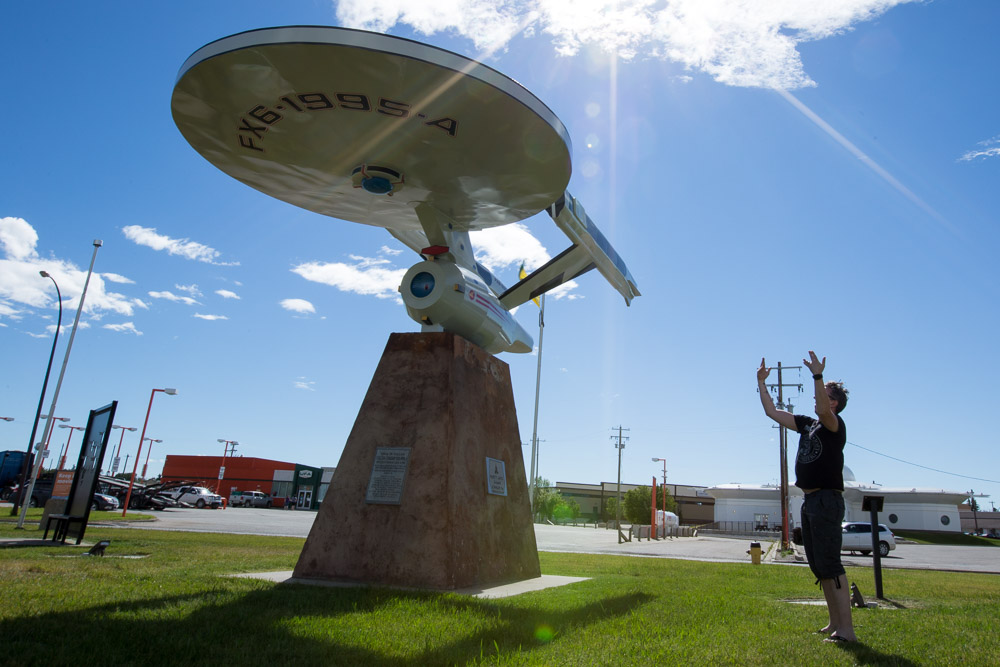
<box><xmin>2</xmin><ymin>1</ymin><xmax>998</xmax><ymax>509</ymax></box>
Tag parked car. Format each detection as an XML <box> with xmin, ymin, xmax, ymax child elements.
<box><xmin>91</xmin><ymin>493</ymin><xmax>119</xmax><ymax>511</ymax></box>
<box><xmin>161</xmin><ymin>485</ymin><xmax>224</xmax><ymax>509</ymax></box>
<box><xmin>229</xmin><ymin>490</ymin><xmax>272</xmax><ymax>508</ymax></box>
<box><xmin>842</xmin><ymin>521</ymin><xmax>896</xmax><ymax>557</ymax></box>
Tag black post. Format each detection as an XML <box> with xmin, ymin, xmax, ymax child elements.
<box><xmin>863</xmin><ymin>495</ymin><xmax>885</xmax><ymax>599</ymax></box>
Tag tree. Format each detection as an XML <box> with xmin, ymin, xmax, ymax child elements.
<box><xmin>532</xmin><ymin>477</ymin><xmax>561</xmax><ymax>522</ymax></box>
<box><xmin>623</xmin><ymin>486</ymin><xmax>652</xmax><ymax>524</ymax></box>
<box><xmin>622</xmin><ymin>485</ymin><xmax>678</xmax><ymax>524</ymax></box>
<box><xmin>604</xmin><ymin>496</ymin><xmax>619</xmax><ymax>521</ymax></box>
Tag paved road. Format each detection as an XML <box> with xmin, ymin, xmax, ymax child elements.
<box><xmin>108</xmin><ymin>507</ymin><xmax>1000</xmax><ymax>574</ymax></box>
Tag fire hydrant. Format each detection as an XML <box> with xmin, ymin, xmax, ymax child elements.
<box><xmin>747</xmin><ymin>542</ymin><xmax>762</xmax><ymax>565</ymax></box>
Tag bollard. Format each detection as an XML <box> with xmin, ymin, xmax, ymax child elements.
<box><xmin>747</xmin><ymin>541</ymin><xmax>762</xmax><ymax>565</ymax></box>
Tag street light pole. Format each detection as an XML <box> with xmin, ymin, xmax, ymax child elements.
<box><xmin>11</xmin><ymin>271</ymin><xmax>62</xmax><ymax>517</ymax></box>
<box><xmin>652</xmin><ymin>456</ymin><xmax>668</xmax><ymax>536</ymax></box>
<box><xmin>612</xmin><ymin>426</ymin><xmax>629</xmax><ymax>542</ymax></box>
<box><xmin>57</xmin><ymin>424</ymin><xmax>85</xmax><ymax>471</ymax></box>
<box><xmin>109</xmin><ymin>425</ymin><xmax>137</xmax><ymax>475</ymax></box>
<box><xmin>18</xmin><ymin>240</ymin><xmax>102</xmax><ymax>528</ymax></box>
<box><xmin>141</xmin><ymin>438</ymin><xmax>162</xmax><ymax>479</ymax></box>
<box><xmin>122</xmin><ymin>388</ymin><xmax>177</xmax><ymax>517</ymax></box>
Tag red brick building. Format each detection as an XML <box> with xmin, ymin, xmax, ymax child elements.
<box><xmin>162</xmin><ymin>455</ymin><xmax>294</xmax><ymax>498</ymax></box>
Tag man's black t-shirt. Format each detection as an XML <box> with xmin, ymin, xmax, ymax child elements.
<box><xmin>793</xmin><ymin>414</ymin><xmax>846</xmax><ymax>491</ymax></box>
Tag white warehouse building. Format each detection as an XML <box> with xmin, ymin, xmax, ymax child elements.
<box><xmin>707</xmin><ymin>467</ymin><xmax>968</xmax><ymax>532</ymax></box>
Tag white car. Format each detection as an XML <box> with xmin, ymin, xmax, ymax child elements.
<box><xmin>842</xmin><ymin>522</ymin><xmax>896</xmax><ymax>557</ymax></box>
<box><xmin>163</xmin><ymin>485</ymin><xmax>224</xmax><ymax>509</ymax></box>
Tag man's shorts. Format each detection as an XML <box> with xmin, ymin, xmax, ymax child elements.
<box><xmin>800</xmin><ymin>489</ymin><xmax>846</xmax><ymax>581</ymax></box>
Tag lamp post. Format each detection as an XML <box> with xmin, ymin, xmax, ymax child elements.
<box><xmin>652</xmin><ymin>457</ymin><xmax>668</xmax><ymax>537</ymax></box>
<box><xmin>39</xmin><ymin>415</ymin><xmax>69</xmax><ymax>467</ymax></box>
<box><xmin>12</xmin><ymin>272</ymin><xmax>62</xmax><ymax>518</ymax></box>
<box><xmin>57</xmin><ymin>424</ymin><xmax>85</xmax><ymax>471</ymax></box>
<box><xmin>109</xmin><ymin>425</ymin><xmax>137</xmax><ymax>475</ymax></box>
<box><xmin>18</xmin><ymin>241</ymin><xmax>102</xmax><ymax>528</ymax></box>
<box><xmin>611</xmin><ymin>426</ymin><xmax>629</xmax><ymax>541</ymax></box>
<box><xmin>216</xmin><ymin>439</ymin><xmax>238</xmax><ymax>494</ymax></box>
<box><xmin>140</xmin><ymin>438</ymin><xmax>162</xmax><ymax>479</ymax></box>
<box><xmin>122</xmin><ymin>388</ymin><xmax>177</xmax><ymax>517</ymax></box>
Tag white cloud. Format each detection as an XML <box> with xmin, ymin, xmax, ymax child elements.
<box><xmin>122</xmin><ymin>225</ymin><xmax>238</xmax><ymax>265</ymax></box>
<box><xmin>294</xmin><ymin>377</ymin><xmax>316</xmax><ymax>391</ymax></box>
<box><xmin>280</xmin><ymin>298</ymin><xmax>316</xmax><ymax>314</ymax></box>
<box><xmin>292</xmin><ymin>256</ymin><xmax>406</xmax><ymax>300</ymax></box>
<box><xmin>215</xmin><ymin>289</ymin><xmax>240</xmax><ymax>300</ymax></box>
<box><xmin>175</xmin><ymin>284</ymin><xmax>202</xmax><ymax>297</ymax></box>
<box><xmin>472</xmin><ymin>223</ymin><xmax>580</xmax><ymax>299</ymax></box>
<box><xmin>0</xmin><ymin>217</ymin><xmax>39</xmax><ymax>260</ymax></box>
<box><xmin>472</xmin><ymin>223</ymin><xmax>551</xmax><ymax>273</ymax></box>
<box><xmin>148</xmin><ymin>291</ymin><xmax>200</xmax><ymax>306</ymax></box>
<box><xmin>958</xmin><ymin>135</ymin><xmax>1000</xmax><ymax>162</ymax></box>
<box><xmin>194</xmin><ymin>313</ymin><xmax>228</xmax><ymax>321</ymax></box>
<box><xmin>380</xmin><ymin>245</ymin><xmax>403</xmax><ymax>256</ymax></box>
<box><xmin>101</xmin><ymin>272</ymin><xmax>134</xmax><ymax>284</ymax></box>
<box><xmin>336</xmin><ymin>0</ymin><xmax>527</xmax><ymax>52</ymax></box>
<box><xmin>336</xmin><ymin>0</ymin><xmax>919</xmax><ymax>89</ymax></box>
<box><xmin>1</xmin><ymin>217</ymin><xmax>136</xmax><ymax>320</ymax></box>
<box><xmin>103</xmin><ymin>322</ymin><xmax>142</xmax><ymax>335</ymax></box>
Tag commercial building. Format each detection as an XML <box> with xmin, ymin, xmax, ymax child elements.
<box><xmin>553</xmin><ymin>481</ymin><xmax>715</xmax><ymax>525</ymax></box>
<box><xmin>161</xmin><ymin>455</ymin><xmax>334</xmax><ymax>510</ymax></box>
<box><xmin>706</xmin><ymin>467</ymin><xmax>972</xmax><ymax>533</ymax></box>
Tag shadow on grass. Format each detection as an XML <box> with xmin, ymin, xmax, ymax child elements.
<box><xmin>0</xmin><ymin>582</ymin><xmax>652</xmax><ymax>664</ymax></box>
<box><xmin>831</xmin><ymin>640</ymin><xmax>918</xmax><ymax>667</ymax></box>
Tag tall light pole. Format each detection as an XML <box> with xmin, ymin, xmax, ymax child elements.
<box><xmin>141</xmin><ymin>438</ymin><xmax>162</xmax><ymax>479</ymax></box>
<box><xmin>612</xmin><ymin>426</ymin><xmax>629</xmax><ymax>540</ymax></box>
<box><xmin>216</xmin><ymin>439</ymin><xmax>238</xmax><ymax>493</ymax></box>
<box><xmin>18</xmin><ymin>240</ymin><xmax>102</xmax><ymax>528</ymax></box>
<box><xmin>40</xmin><ymin>416</ymin><xmax>70</xmax><ymax>467</ymax></box>
<box><xmin>122</xmin><ymin>388</ymin><xmax>177</xmax><ymax>517</ymax></box>
<box><xmin>57</xmin><ymin>424</ymin><xmax>85</xmax><ymax>471</ymax></box>
<box><xmin>109</xmin><ymin>425</ymin><xmax>137</xmax><ymax>475</ymax></box>
<box><xmin>652</xmin><ymin>457</ymin><xmax>668</xmax><ymax>536</ymax></box>
<box><xmin>12</xmin><ymin>271</ymin><xmax>62</xmax><ymax>517</ymax></box>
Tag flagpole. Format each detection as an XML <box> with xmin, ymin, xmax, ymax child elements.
<box><xmin>528</xmin><ymin>293</ymin><xmax>545</xmax><ymax>513</ymax></box>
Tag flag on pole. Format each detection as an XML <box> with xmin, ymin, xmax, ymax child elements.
<box><xmin>519</xmin><ymin>262</ymin><xmax>540</xmax><ymax>307</ymax></box>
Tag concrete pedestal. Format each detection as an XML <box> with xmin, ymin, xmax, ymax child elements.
<box><xmin>293</xmin><ymin>332</ymin><xmax>540</xmax><ymax>590</ymax></box>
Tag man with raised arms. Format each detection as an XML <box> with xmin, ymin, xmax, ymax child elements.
<box><xmin>757</xmin><ymin>351</ymin><xmax>856</xmax><ymax>643</ymax></box>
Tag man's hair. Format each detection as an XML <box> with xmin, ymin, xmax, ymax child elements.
<box><xmin>825</xmin><ymin>381</ymin><xmax>849</xmax><ymax>414</ymax></box>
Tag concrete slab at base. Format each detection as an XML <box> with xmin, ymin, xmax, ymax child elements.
<box><xmin>230</xmin><ymin>571</ymin><xmax>588</xmax><ymax>599</ymax></box>
<box><xmin>293</xmin><ymin>332</ymin><xmax>540</xmax><ymax>590</ymax></box>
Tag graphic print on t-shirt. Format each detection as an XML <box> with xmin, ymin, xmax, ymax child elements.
<box><xmin>797</xmin><ymin>421</ymin><xmax>823</xmax><ymax>464</ymax></box>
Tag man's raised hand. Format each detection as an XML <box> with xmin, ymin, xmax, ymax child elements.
<box><xmin>803</xmin><ymin>351</ymin><xmax>826</xmax><ymax>376</ymax></box>
<box><xmin>757</xmin><ymin>358</ymin><xmax>771</xmax><ymax>383</ymax></box>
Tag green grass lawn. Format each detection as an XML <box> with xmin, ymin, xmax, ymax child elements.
<box><xmin>2</xmin><ymin>521</ymin><xmax>997</xmax><ymax>666</ymax></box>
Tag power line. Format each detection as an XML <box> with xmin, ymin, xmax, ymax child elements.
<box><xmin>847</xmin><ymin>440</ymin><xmax>1000</xmax><ymax>484</ymax></box>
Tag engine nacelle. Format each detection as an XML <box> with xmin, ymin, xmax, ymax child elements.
<box><xmin>400</xmin><ymin>260</ymin><xmax>533</xmax><ymax>355</ymax></box>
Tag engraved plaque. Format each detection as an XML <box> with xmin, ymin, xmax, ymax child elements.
<box><xmin>486</xmin><ymin>457</ymin><xmax>507</xmax><ymax>497</ymax></box>
<box><xmin>366</xmin><ymin>447</ymin><xmax>411</xmax><ymax>504</ymax></box>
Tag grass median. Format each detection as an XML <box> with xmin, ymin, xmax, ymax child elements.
<box><xmin>2</xmin><ymin>521</ymin><xmax>996</xmax><ymax>665</ymax></box>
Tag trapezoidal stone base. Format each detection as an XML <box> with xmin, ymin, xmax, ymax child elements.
<box><xmin>293</xmin><ymin>332</ymin><xmax>540</xmax><ymax>590</ymax></box>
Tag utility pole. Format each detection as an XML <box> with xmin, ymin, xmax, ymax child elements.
<box><xmin>762</xmin><ymin>362</ymin><xmax>802</xmax><ymax>550</ymax></box>
<box><xmin>611</xmin><ymin>426</ymin><xmax>629</xmax><ymax>543</ymax></box>
<box><xmin>969</xmin><ymin>490</ymin><xmax>979</xmax><ymax>533</ymax></box>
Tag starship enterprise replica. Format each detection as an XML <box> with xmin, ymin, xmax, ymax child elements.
<box><xmin>172</xmin><ymin>26</ymin><xmax>639</xmax><ymax>354</ymax></box>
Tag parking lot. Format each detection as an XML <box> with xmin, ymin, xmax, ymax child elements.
<box><xmin>110</xmin><ymin>507</ymin><xmax>1000</xmax><ymax>574</ymax></box>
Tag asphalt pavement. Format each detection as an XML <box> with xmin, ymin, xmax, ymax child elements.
<box><xmin>93</xmin><ymin>506</ymin><xmax>1000</xmax><ymax>574</ymax></box>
